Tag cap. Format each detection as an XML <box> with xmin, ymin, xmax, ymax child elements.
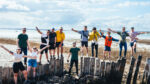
<box><xmin>60</xmin><ymin>27</ymin><xmax>63</xmax><ymax>30</ymax></box>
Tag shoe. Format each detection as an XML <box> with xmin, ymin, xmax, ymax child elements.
<box><xmin>39</xmin><ymin>62</ymin><xmax>41</xmax><ymax>65</ymax></box>
<box><xmin>47</xmin><ymin>60</ymin><xmax>50</xmax><ymax>63</ymax></box>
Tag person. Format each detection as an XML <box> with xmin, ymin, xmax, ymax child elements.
<box><xmin>129</xmin><ymin>27</ymin><xmax>148</xmax><ymax>56</ymax></box>
<box><xmin>49</xmin><ymin>28</ymin><xmax>57</xmax><ymax>58</ymax></box>
<box><xmin>88</xmin><ymin>27</ymin><xmax>101</xmax><ymax>57</ymax></box>
<box><xmin>0</xmin><ymin>45</ymin><xmax>35</xmax><ymax>84</ymax></box>
<box><xmin>67</xmin><ymin>42</ymin><xmax>80</xmax><ymax>76</ymax></box>
<box><xmin>72</xmin><ymin>26</ymin><xmax>89</xmax><ymax>56</ymax></box>
<box><xmin>36</xmin><ymin>27</ymin><xmax>50</xmax><ymax>64</ymax></box>
<box><xmin>27</xmin><ymin>45</ymin><xmax>49</xmax><ymax>79</ymax></box>
<box><xmin>17</xmin><ymin>28</ymin><xmax>30</xmax><ymax>65</ymax></box>
<box><xmin>56</xmin><ymin>27</ymin><xmax>65</xmax><ymax>59</ymax></box>
<box><xmin>100</xmin><ymin>30</ymin><xmax>119</xmax><ymax>60</ymax></box>
<box><xmin>108</xmin><ymin>27</ymin><xmax>129</xmax><ymax>58</ymax></box>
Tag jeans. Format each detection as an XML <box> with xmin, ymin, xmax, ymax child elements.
<box><xmin>69</xmin><ymin>60</ymin><xmax>78</xmax><ymax>75</ymax></box>
<box><xmin>91</xmin><ymin>43</ymin><xmax>98</xmax><ymax>57</ymax></box>
<box><xmin>21</xmin><ymin>47</ymin><xmax>28</xmax><ymax>64</ymax></box>
<box><xmin>119</xmin><ymin>42</ymin><xmax>127</xmax><ymax>57</ymax></box>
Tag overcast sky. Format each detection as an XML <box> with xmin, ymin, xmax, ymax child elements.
<box><xmin>0</xmin><ymin>0</ymin><xmax>150</xmax><ymax>31</ymax></box>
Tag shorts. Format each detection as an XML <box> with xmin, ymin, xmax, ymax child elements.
<box><xmin>40</xmin><ymin>45</ymin><xmax>48</xmax><ymax>54</ymax></box>
<box><xmin>81</xmin><ymin>41</ymin><xmax>88</xmax><ymax>47</ymax></box>
<box><xmin>28</xmin><ymin>59</ymin><xmax>37</xmax><ymax>67</ymax></box>
<box><xmin>130</xmin><ymin>40</ymin><xmax>137</xmax><ymax>47</ymax></box>
<box><xmin>104</xmin><ymin>46</ymin><xmax>111</xmax><ymax>51</ymax></box>
<box><xmin>13</xmin><ymin>62</ymin><xmax>25</xmax><ymax>73</ymax></box>
<box><xmin>56</xmin><ymin>42</ymin><xmax>64</xmax><ymax>47</ymax></box>
<box><xmin>49</xmin><ymin>43</ymin><xmax>56</xmax><ymax>50</ymax></box>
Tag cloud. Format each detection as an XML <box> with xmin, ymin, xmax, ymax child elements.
<box><xmin>116</xmin><ymin>1</ymin><xmax>150</xmax><ymax>7</ymax></box>
<box><xmin>0</xmin><ymin>0</ymin><xmax>30</xmax><ymax>11</ymax></box>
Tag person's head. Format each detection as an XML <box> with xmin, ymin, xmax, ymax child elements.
<box><xmin>22</xmin><ymin>28</ymin><xmax>26</xmax><ymax>34</ymax></box>
<box><xmin>73</xmin><ymin>42</ymin><xmax>76</xmax><ymax>47</ymax></box>
<box><xmin>47</xmin><ymin>30</ymin><xmax>50</xmax><ymax>35</ymax></box>
<box><xmin>107</xmin><ymin>31</ymin><xmax>111</xmax><ymax>36</ymax></box>
<box><xmin>122</xmin><ymin>27</ymin><xmax>125</xmax><ymax>32</ymax></box>
<box><xmin>131</xmin><ymin>27</ymin><xmax>134</xmax><ymax>32</ymax></box>
<box><xmin>16</xmin><ymin>48</ymin><xmax>21</xmax><ymax>54</ymax></box>
<box><xmin>32</xmin><ymin>47</ymin><xmax>38</xmax><ymax>52</ymax></box>
<box><xmin>52</xmin><ymin>28</ymin><xmax>55</xmax><ymax>32</ymax></box>
<box><xmin>60</xmin><ymin>27</ymin><xmax>63</xmax><ymax>33</ymax></box>
<box><xmin>84</xmin><ymin>26</ymin><xmax>87</xmax><ymax>31</ymax></box>
<box><xmin>92</xmin><ymin>27</ymin><xmax>97</xmax><ymax>33</ymax></box>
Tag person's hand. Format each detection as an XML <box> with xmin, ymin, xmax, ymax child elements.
<box><xmin>59</xmin><ymin>44</ymin><xmax>62</xmax><ymax>47</ymax></box>
<box><xmin>47</xmin><ymin>45</ymin><xmax>50</xmax><ymax>48</ymax></box>
<box><xmin>72</xmin><ymin>28</ymin><xmax>74</xmax><ymax>31</ymax></box>
<box><xmin>67</xmin><ymin>59</ymin><xmax>69</xmax><ymax>62</ymax></box>
<box><xmin>108</xmin><ymin>28</ymin><xmax>111</xmax><ymax>31</ymax></box>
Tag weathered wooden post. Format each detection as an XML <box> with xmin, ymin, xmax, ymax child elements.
<box><xmin>80</xmin><ymin>56</ymin><xmax>84</xmax><ymax>76</ymax></box>
<box><xmin>90</xmin><ymin>57</ymin><xmax>95</xmax><ymax>75</ymax></box>
<box><xmin>0</xmin><ymin>66</ymin><xmax>2</xmax><ymax>84</ymax></box>
<box><xmin>83</xmin><ymin>57</ymin><xmax>90</xmax><ymax>75</ymax></box>
<box><xmin>118</xmin><ymin>57</ymin><xmax>126</xmax><ymax>84</ymax></box>
<box><xmin>126</xmin><ymin>56</ymin><xmax>136</xmax><ymax>84</ymax></box>
<box><xmin>49</xmin><ymin>57</ymin><xmax>55</xmax><ymax>76</ymax></box>
<box><xmin>44</xmin><ymin>64</ymin><xmax>50</xmax><ymax>76</ymax></box>
<box><xmin>55</xmin><ymin>59</ymin><xmax>61</xmax><ymax>76</ymax></box>
<box><xmin>133</xmin><ymin>55</ymin><xmax>142</xmax><ymax>84</ymax></box>
<box><xmin>95</xmin><ymin>58</ymin><xmax>100</xmax><ymax>76</ymax></box>
<box><xmin>100</xmin><ymin>61</ymin><xmax>105</xmax><ymax>77</ymax></box>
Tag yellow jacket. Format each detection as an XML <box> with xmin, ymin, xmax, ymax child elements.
<box><xmin>56</xmin><ymin>30</ymin><xmax>65</xmax><ymax>42</ymax></box>
<box><xmin>88</xmin><ymin>31</ymin><xmax>101</xmax><ymax>41</ymax></box>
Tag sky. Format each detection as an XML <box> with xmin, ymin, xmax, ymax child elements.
<box><xmin>0</xmin><ymin>0</ymin><xmax>150</xmax><ymax>31</ymax></box>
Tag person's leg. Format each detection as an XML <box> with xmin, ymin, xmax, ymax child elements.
<box><xmin>14</xmin><ymin>73</ymin><xmax>18</xmax><ymax>84</ymax></box>
<box><xmin>61</xmin><ymin>45</ymin><xmax>63</xmax><ymax>56</ymax></box>
<box><xmin>39</xmin><ymin>54</ymin><xmax>42</xmax><ymax>63</ymax></box>
<box><xmin>24</xmin><ymin>48</ymin><xmax>28</xmax><ymax>65</ymax></box>
<box><xmin>91</xmin><ymin>43</ymin><xmax>94</xmax><ymax>57</ymax></box>
<box><xmin>133</xmin><ymin>42</ymin><xmax>137</xmax><ymax>53</ymax></box>
<box><xmin>95</xmin><ymin>44</ymin><xmax>98</xmax><ymax>57</ymax></box>
<box><xmin>49</xmin><ymin>50</ymin><xmax>52</xmax><ymax>57</ymax></box>
<box><xmin>119</xmin><ymin>42</ymin><xmax>123</xmax><ymax>57</ymax></box>
<box><xmin>85</xmin><ymin>42</ymin><xmax>88</xmax><ymax>56</ymax></box>
<box><xmin>22</xmin><ymin>70</ymin><xmax>28</xmax><ymax>80</ymax></box>
<box><xmin>69</xmin><ymin>60</ymin><xmax>74</xmax><ymax>75</ymax></box>
<box><xmin>75</xmin><ymin>60</ymin><xmax>78</xmax><ymax>75</ymax></box>
<box><xmin>32</xmin><ymin>67</ymin><xmax>36</xmax><ymax>78</ymax></box>
<box><xmin>124</xmin><ymin>42</ymin><xmax>127</xmax><ymax>57</ymax></box>
<box><xmin>81</xmin><ymin>42</ymin><xmax>84</xmax><ymax>56</ymax></box>
<box><xmin>45</xmin><ymin>53</ymin><xmax>49</xmax><ymax>62</ymax></box>
<box><xmin>108</xmin><ymin>51</ymin><xmax>111</xmax><ymax>60</ymax></box>
<box><xmin>130</xmin><ymin>42</ymin><xmax>134</xmax><ymax>56</ymax></box>
<box><xmin>103</xmin><ymin>51</ymin><xmax>106</xmax><ymax>60</ymax></box>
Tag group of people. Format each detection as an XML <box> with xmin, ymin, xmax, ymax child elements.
<box><xmin>0</xmin><ymin>26</ymin><xmax>148</xmax><ymax>84</ymax></box>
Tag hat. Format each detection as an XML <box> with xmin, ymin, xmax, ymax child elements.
<box><xmin>22</xmin><ymin>28</ymin><xmax>26</xmax><ymax>31</ymax></box>
<box><xmin>60</xmin><ymin>27</ymin><xmax>63</xmax><ymax>30</ymax></box>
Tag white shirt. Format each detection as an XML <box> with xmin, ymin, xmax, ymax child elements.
<box><xmin>13</xmin><ymin>53</ymin><xmax>23</xmax><ymax>62</ymax></box>
<box><xmin>29</xmin><ymin>52</ymin><xmax>38</xmax><ymax>59</ymax></box>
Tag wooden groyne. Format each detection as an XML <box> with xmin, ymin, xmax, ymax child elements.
<box><xmin>0</xmin><ymin>55</ymin><xmax>150</xmax><ymax>84</ymax></box>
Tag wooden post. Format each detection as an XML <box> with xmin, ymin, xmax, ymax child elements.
<box><xmin>133</xmin><ymin>55</ymin><xmax>142</xmax><ymax>84</ymax></box>
<box><xmin>0</xmin><ymin>67</ymin><xmax>2</xmax><ymax>84</ymax></box>
<box><xmin>49</xmin><ymin>57</ymin><xmax>55</xmax><ymax>76</ymax></box>
<box><xmin>55</xmin><ymin>59</ymin><xmax>61</xmax><ymax>76</ymax></box>
<box><xmin>83</xmin><ymin>57</ymin><xmax>90</xmax><ymax>75</ymax></box>
<box><xmin>80</xmin><ymin>56</ymin><xmax>83</xmax><ymax>76</ymax></box>
<box><xmin>44</xmin><ymin>64</ymin><xmax>50</xmax><ymax>75</ymax></box>
<box><xmin>100</xmin><ymin>61</ymin><xmax>105</xmax><ymax>77</ymax></box>
<box><xmin>126</xmin><ymin>56</ymin><xmax>136</xmax><ymax>84</ymax></box>
<box><xmin>95</xmin><ymin>58</ymin><xmax>100</xmax><ymax>76</ymax></box>
<box><xmin>105</xmin><ymin>62</ymin><xmax>111</xmax><ymax>75</ymax></box>
<box><xmin>90</xmin><ymin>57</ymin><xmax>95</xmax><ymax>75</ymax></box>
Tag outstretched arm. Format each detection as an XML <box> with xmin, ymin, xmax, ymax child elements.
<box><xmin>36</xmin><ymin>26</ymin><xmax>43</xmax><ymax>34</ymax></box>
<box><xmin>112</xmin><ymin>37</ymin><xmax>119</xmax><ymax>42</ymax></box>
<box><xmin>108</xmin><ymin>28</ymin><xmax>117</xmax><ymax>33</ymax></box>
<box><xmin>72</xmin><ymin>28</ymin><xmax>78</xmax><ymax>32</ymax></box>
<box><xmin>0</xmin><ymin>45</ymin><xmax>13</xmax><ymax>55</ymax></box>
<box><xmin>38</xmin><ymin>45</ymin><xmax>50</xmax><ymax>54</ymax></box>
<box><xmin>23</xmin><ymin>55</ymin><xmax>37</xmax><ymax>59</ymax></box>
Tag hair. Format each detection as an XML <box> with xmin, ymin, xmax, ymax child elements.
<box><xmin>84</xmin><ymin>26</ymin><xmax>87</xmax><ymax>28</ymax></box>
<box><xmin>33</xmin><ymin>47</ymin><xmax>38</xmax><ymax>52</ymax></box>
<box><xmin>93</xmin><ymin>27</ymin><xmax>96</xmax><ymax>30</ymax></box>
<box><xmin>131</xmin><ymin>27</ymin><xmax>134</xmax><ymax>29</ymax></box>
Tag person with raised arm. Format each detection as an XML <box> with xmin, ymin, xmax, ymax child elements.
<box><xmin>108</xmin><ymin>27</ymin><xmax>129</xmax><ymax>58</ymax></box>
<box><xmin>27</xmin><ymin>45</ymin><xmax>50</xmax><ymax>80</ymax></box>
<box><xmin>16</xmin><ymin>28</ymin><xmax>30</xmax><ymax>65</ymax></box>
<box><xmin>100</xmin><ymin>30</ymin><xmax>119</xmax><ymax>60</ymax></box>
<box><xmin>67</xmin><ymin>42</ymin><xmax>80</xmax><ymax>76</ymax></box>
<box><xmin>0</xmin><ymin>45</ymin><xmax>36</xmax><ymax>84</ymax></box>
<box><xmin>129</xmin><ymin>27</ymin><xmax>149</xmax><ymax>56</ymax></box>
<box><xmin>49</xmin><ymin>28</ymin><xmax>57</xmax><ymax>58</ymax></box>
<box><xmin>56</xmin><ymin>27</ymin><xmax>65</xmax><ymax>59</ymax></box>
<box><xmin>88</xmin><ymin>27</ymin><xmax>101</xmax><ymax>57</ymax></box>
<box><xmin>72</xmin><ymin>26</ymin><xmax>89</xmax><ymax>56</ymax></box>
<box><xmin>36</xmin><ymin>27</ymin><xmax>50</xmax><ymax>64</ymax></box>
